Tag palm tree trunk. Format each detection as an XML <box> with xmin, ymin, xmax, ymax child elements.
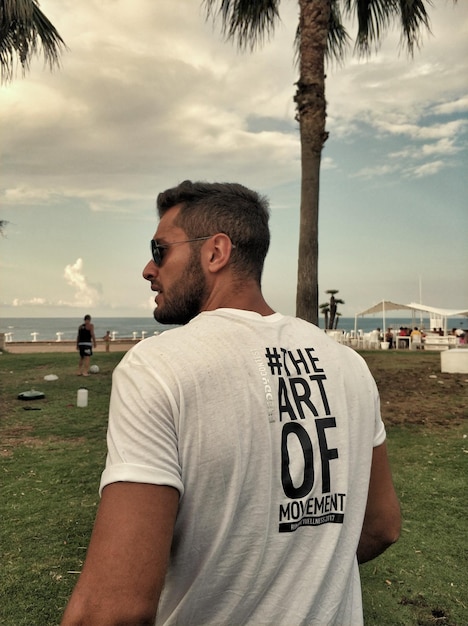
<box><xmin>295</xmin><ymin>0</ymin><xmax>330</xmax><ymax>326</ymax></box>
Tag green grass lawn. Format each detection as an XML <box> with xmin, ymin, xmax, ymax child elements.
<box><xmin>1</xmin><ymin>350</ymin><xmax>467</xmax><ymax>625</ymax></box>
<box><xmin>360</xmin><ymin>426</ymin><xmax>467</xmax><ymax>625</ymax></box>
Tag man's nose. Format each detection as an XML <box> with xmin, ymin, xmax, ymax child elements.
<box><xmin>142</xmin><ymin>259</ymin><xmax>158</xmax><ymax>281</ymax></box>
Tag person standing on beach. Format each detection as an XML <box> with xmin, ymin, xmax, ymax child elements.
<box><xmin>103</xmin><ymin>330</ymin><xmax>111</xmax><ymax>352</ymax></box>
<box><xmin>61</xmin><ymin>181</ymin><xmax>401</xmax><ymax>626</ymax></box>
<box><xmin>76</xmin><ymin>315</ymin><xmax>96</xmax><ymax>376</ymax></box>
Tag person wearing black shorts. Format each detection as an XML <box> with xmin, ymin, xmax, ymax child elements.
<box><xmin>77</xmin><ymin>314</ymin><xmax>97</xmax><ymax>375</ymax></box>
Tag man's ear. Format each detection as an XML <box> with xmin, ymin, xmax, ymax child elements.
<box><xmin>204</xmin><ymin>233</ymin><xmax>234</xmax><ymax>274</ymax></box>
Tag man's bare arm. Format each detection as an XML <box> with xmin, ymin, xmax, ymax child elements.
<box><xmin>357</xmin><ymin>442</ymin><xmax>401</xmax><ymax>564</ymax></box>
<box><xmin>61</xmin><ymin>482</ymin><xmax>179</xmax><ymax>626</ymax></box>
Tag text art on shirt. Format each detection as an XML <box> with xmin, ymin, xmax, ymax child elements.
<box><xmin>252</xmin><ymin>346</ymin><xmax>345</xmax><ymax>533</ymax></box>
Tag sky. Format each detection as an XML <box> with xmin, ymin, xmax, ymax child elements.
<box><xmin>1</xmin><ymin>0</ymin><xmax>467</xmax><ymax>320</ymax></box>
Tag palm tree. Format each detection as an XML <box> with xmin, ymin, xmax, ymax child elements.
<box><xmin>202</xmin><ymin>0</ymin><xmax>457</xmax><ymax>325</ymax></box>
<box><xmin>320</xmin><ymin>288</ymin><xmax>344</xmax><ymax>329</ymax></box>
<box><xmin>0</xmin><ymin>0</ymin><xmax>66</xmax><ymax>83</ymax></box>
<box><xmin>319</xmin><ymin>302</ymin><xmax>330</xmax><ymax>330</ymax></box>
<box><xmin>333</xmin><ymin>312</ymin><xmax>341</xmax><ymax>330</ymax></box>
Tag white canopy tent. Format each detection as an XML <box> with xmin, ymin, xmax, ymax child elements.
<box><xmin>355</xmin><ymin>301</ymin><xmax>468</xmax><ymax>335</ymax></box>
<box><xmin>354</xmin><ymin>301</ymin><xmax>412</xmax><ymax>335</ymax></box>
<box><xmin>406</xmin><ymin>303</ymin><xmax>468</xmax><ymax>333</ymax></box>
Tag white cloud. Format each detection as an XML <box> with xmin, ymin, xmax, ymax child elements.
<box><xmin>12</xmin><ymin>297</ymin><xmax>47</xmax><ymax>307</ymax></box>
<box><xmin>354</xmin><ymin>164</ymin><xmax>399</xmax><ymax>179</ymax></box>
<box><xmin>63</xmin><ymin>258</ymin><xmax>102</xmax><ymax>308</ymax></box>
<box><xmin>410</xmin><ymin>160</ymin><xmax>446</xmax><ymax>178</ymax></box>
<box><xmin>433</xmin><ymin>96</ymin><xmax>468</xmax><ymax>115</ymax></box>
<box><xmin>420</xmin><ymin>138</ymin><xmax>461</xmax><ymax>157</ymax></box>
<box><xmin>374</xmin><ymin>119</ymin><xmax>466</xmax><ymax>141</ymax></box>
<box><xmin>321</xmin><ymin>156</ymin><xmax>336</xmax><ymax>170</ymax></box>
<box><xmin>3</xmin><ymin>186</ymin><xmax>58</xmax><ymax>204</ymax></box>
<box><xmin>2</xmin><ymin>0</ymin><xmax>465</xmax><ymax>208</ymax></box>
<box><xmin>390</xmin><ymin>137</ymin><xmax>461</xmax><ymax>160</ymax></box>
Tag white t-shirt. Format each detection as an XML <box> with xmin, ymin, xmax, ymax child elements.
<box><xmin>100</xmin><ymin>309</ymin><xmax>386</xmax><ymax>626</ymax></box>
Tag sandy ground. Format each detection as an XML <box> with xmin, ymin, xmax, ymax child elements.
<box><xmin>3</xmin><ymin>340</ymin><xmax>137</xmax><ymax>354</ymax></box>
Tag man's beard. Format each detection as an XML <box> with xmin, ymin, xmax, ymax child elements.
<box><xmin>153</xmin><ymin>251</ymin><xmax>207</xmax><ymax>325</ymax></box>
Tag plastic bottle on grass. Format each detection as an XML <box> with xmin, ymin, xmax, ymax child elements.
<box><xmin>77</xmin><ymin>388</ymin><xmax>88</xmax><ymax>407</ymax></box>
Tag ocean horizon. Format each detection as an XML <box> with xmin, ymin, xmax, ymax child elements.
<box><xmin>2</xmin><ymin>315</ymin><xmax>467</xmax><ymax>343</ymax></box>
<box><xmin>0</xmin><ymin>317</ymin><xmax>171</xmax><ymax>343</ymax></box>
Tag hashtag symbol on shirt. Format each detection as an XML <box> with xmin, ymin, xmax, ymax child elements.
<box><xmin>265</xmin><ymin>347</ymin><xmax>282</xmax><ymax>375</ymax></box>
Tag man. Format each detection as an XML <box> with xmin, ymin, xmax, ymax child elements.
<box><xmin>76</xmin><ymin>314</ymin><xmax>97</xmax><ymax>376</ymax></box>
<box><xmin>410</xmin><ymin>327</ymin><xmax>423</xmax><ymax>346</ymax></box>
<box><xmin>61</xmin><ymin>181</ymin><xmax>401</xmax><ymax>625</ymax></box>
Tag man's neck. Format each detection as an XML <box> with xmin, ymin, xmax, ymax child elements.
<box><xmin>201</xmin><ymin>281</ymin><xmax>275</xmax><ymax>317</ymax></box>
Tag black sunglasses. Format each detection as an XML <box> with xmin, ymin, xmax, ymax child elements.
<box><xmin>150</xmin><ymin>236</ymin><xmax>213</xmax><ymax>266</ymax></box>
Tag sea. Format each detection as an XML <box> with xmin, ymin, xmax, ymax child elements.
<box><xmin>0</xmin><ymin>317</ymin><xmax>173</xmax><ymax>343</ymax></box>
<box><xmin>2</xmin><ymin>315</ymin><xmax>466</xmax><ymax>343</ymax></box>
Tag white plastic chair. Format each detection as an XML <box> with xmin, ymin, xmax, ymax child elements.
<box><xmin>368</xmin><ymin>330</ymin><xmax>380</xmax><ymax>349</ymax></box>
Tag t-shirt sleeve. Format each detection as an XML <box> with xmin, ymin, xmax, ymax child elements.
<box><xmin>99</xmin><ymin>347</ymin><xmax>184</xmax><ymax>497</ymax></box>
<box><xmin>372</xmin><ymin>382</ymin><xmax>386</xmax><ymax>448</ymax></box>
<box><xmin>348</xmin><ymin>347</ymin><xmax>386</xmax><ymax>449</ymax></box>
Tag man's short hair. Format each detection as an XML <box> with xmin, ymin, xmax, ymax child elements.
<box><xmin>157</xmin><ymin>180</ymin><xmax>270</xmax><ymax>283</ymax></box>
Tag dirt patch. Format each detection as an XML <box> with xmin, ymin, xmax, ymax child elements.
<box><xmin>363</xmin><ymin>352</ymin><xmax>468</xmax><ymax>428</ymax></box>
<box><xmin>1</xmin><ymin>425</ymin><xmax>86</xmax><ymax>457</ymax></box>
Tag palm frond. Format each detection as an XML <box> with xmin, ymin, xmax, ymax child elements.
<box><xmin>203</xmin><ymin>0</ymin><xmax>281</xmax><ymax>51</ymax></box>
<box><xmin>343</xmin><ymin>0</ymin><xmax>395</xmax><ymax>56</ymax></box>
<box><xmin>326</xmin><ymin>0</ymin><xmax>350</xmax><ymax>64</ymax></box>
<box><xmin>343</xmin><ymin>0</ymin><xmax>435</xmax><ymax>57</ymax></box>
<box><xmin>0</xmin><ymin>0</ymin><xmax>66</xmax><ymax>83</ymax></box>
<box><xmin>397</xmin><ymin>0</ymin><xmax>432</xmax><ymax>55</ymax></box>
<box><xmin>0</xmin><ymin>219</ymin><xmax>10</xmax><ymax>236</ymax></box>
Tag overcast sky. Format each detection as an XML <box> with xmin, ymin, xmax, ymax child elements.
<box><xmin>1</xmin><ymin>0</ymin><xmax>467</xmax><ymax>320</ymax></box>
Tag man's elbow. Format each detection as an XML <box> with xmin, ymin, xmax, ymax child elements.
<box><xmin>357</xmin><ymin>509</ymin><xmax>401</xmax><ymax>564</ymax></box>
<box><xmin>377</xmin><ymin>518</ymin><xmax>401</xmax><ymax>553</ymax></box>
<box><xmin>388</xmin><ymin>514</ymin><xmax>402</xmax><ymax>546</ymax></box>
<box><xmin>381</xmin><ymin>504</ymin><xmax>402</xmax><ymax>546</ymax></box>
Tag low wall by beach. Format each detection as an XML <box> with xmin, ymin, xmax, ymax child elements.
<box><xmin>2</xmin><ymin>339</ymin><xmax>138</xmax><ymax>354</ymax></box>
